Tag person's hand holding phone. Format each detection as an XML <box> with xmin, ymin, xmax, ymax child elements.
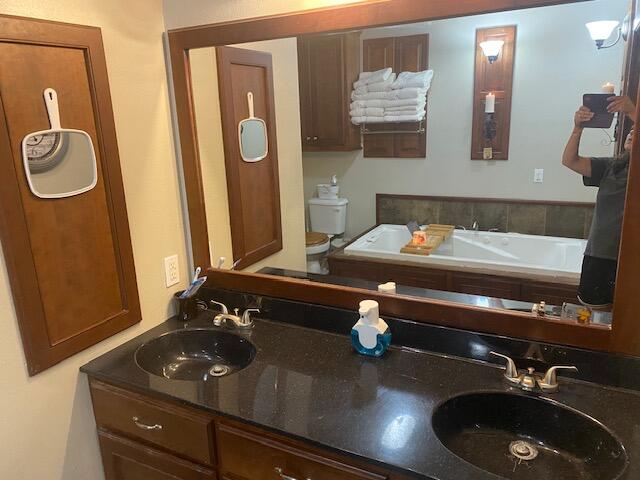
<box><xmin>575</xmin><ymin>106</ymin><xmax>594</xmax><ymax>129</ymax></box>
<box><xmin>607</xmin><ymin>95</ymin><xmax>636</xmax><ymax>122</ymax></box>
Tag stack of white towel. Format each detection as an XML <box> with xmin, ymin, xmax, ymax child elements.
<box><xmin>350</xmin><ymin>68</ymin><xmax>434</xmax><ymax>125</ymax></box>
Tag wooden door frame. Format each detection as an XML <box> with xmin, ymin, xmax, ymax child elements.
<box><xmin>167</xmin><ymin>0</ymin><xmax>640</xmax><ymax>356</ymax></box>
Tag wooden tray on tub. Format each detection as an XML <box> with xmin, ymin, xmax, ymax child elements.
<box><xmin>400</xmin><ymin>224</ymin><xmax>454</xmax><ymax>256</ymax></box>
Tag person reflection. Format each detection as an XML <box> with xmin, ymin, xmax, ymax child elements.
<box><xmin>562</xmin><ymin>95</ymin><xmax>635</xmax><ymax>308</ymax></box>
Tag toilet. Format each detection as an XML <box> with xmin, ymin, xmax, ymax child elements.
<box><xmin>306</xmin><ymin>197</ymin><xmax>348</xmax><ymax>274</ymax></box>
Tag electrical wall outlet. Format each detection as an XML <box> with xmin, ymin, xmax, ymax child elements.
<box><xmin>164</xmin><ymin>254</ymin><xmax>180</xmax><ymax>287</ymax></box>
<box><xmin>534</xmin><ymin>169</ymin><xmax>544</xmax><ymax>183</ymax></box>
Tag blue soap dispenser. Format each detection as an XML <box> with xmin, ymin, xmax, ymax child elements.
<box><xmin>351</xmin><ymin>300</ymin><xmax>392</xmax><ymax>357</ymax></box>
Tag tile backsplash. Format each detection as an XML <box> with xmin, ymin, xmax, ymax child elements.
<box><xmin>377</xmin><ymin>194</ymin><xmax>594</xmax><ymax>239</ymax></box>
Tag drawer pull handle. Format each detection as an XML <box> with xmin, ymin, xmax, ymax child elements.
<box><xmin>274</xmin><ymin>467</ymin><xmax>310</xmax><ymax>480</ymax></box>
<box><xmin>132</xmin><ymin>416</ymin><xmax>163</xmax><ymax>431</ymax></box>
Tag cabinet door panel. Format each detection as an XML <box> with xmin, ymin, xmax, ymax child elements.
<box><xmin>308</xmin><ymin>35</ymin><xmax>347</xmax><ymax>147</ymax></box>
<box><xmin>298</xmin><ymin>33</ymin><xmax>360</xmax><ymax>151</ymax></box>
<box><xmin>0</xmin><ymin>15</ymin><xmax>140</xmax><ymax>376</ymax></box>
<box><xmin>363</xmin><ymin>35</ymin><xmax>429</xmax><ymax>158</ymax></box>
<box><xmin>99</xmin><ymin>431</ymin><xmax>216</xmax><ymax>480</ymax></box>
<box><xmin>297</xmin><ymin>38</ymin><xmax>314</xmax><ymax>148</ymax></box>
<box><xmin>217</xmin><ymin>421</ymin><xmax>385</xmax><ymax>480</ymax></box>
<box><xmin>216</xmin><ymin>46</ymin><xmax>283</xmax><ymax>269</ymax></box>
<box><xmin>392</xmin><ymin>35</ymin><xmax>429</xmax><ymax>158</ymax></box>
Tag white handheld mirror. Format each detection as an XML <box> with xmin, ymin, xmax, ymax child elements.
<box><xmin>238</xmin><ymin>92</ymin><xmax>268</xmax><ymax>162</ymax></box>
<box><xmin>21</xmin><ymin>88</ymin><xmax>98</xmax><ymax>199</ymax></box>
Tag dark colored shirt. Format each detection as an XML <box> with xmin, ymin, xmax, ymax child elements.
<box><xmin>582</xmin><ymin>156</ymin><xmax>629</xmax><ymax>260</ymax></box>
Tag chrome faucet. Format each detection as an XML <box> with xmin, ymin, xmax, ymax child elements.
<box><xmin>472</xmin><ymin>220</ymin><xmax>479</xmax><ymax>231</ymax></box>
<box><xmin>490</xmin><ymin>351</ymin><xmax>578</xmax><ymax>393</ymax></box>
<box><xmin>209</xmin><ymin>301</ymin><xmax>259</xmax><ymax>329</ymax></box>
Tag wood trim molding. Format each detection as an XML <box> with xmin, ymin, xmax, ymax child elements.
<box><xmin>471</xmin><ymin>26</ymin><xmax>516</xmax><ymax>160</ymax></box>
<box><xmin>166</xmin><ymin>0</ymin><xmax>640</xmax><ymax>356</ymax></box>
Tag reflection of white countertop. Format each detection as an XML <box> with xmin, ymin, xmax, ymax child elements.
<box><xmin>343</xmin><ymin>225</ymin><xmax>587</xmax><ymax>285</ymax></box>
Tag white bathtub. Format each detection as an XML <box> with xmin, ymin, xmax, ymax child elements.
<box><xmin>344</xmin><ymin>224</ymin><xmax>587</xmax><ymax>283</ymax></box>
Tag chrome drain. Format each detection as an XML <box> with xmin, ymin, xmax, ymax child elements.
<box><xmin>208</xmin><ymin>364</ymin><xmax>229</xmax><ymax>377</ymax></box>
<box><xmin>509</xmin><ymin>440</ymin><xmax>539</xmax><ymax>461</ymax></box>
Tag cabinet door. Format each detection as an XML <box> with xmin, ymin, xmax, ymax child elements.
<box><xmin>299</xmin><ymin>33</ymin><xmax>360</xmax><ymax>151</ymax></box>
<box><xmin>362</xmin><ymin>38</ymin><xmax>395</xmax><ymax>158</ymax></box>
<box><xmin>99</xmin><ymin>431</ymin><xmax>216</xmax><ymax>480</ymax></box>
<box><xmin>296</xmin><ymin>38</ymin><xmax>315</xmax><ymax>148</ymax></box>
<box><xmin>392</xmin><ymin>34</ymin><xmax>429</xmax><ymax>158</ymax></box>
<box><xmin>363</xmin><ymin>35</ymin><xmax>429</xmax><ymax>159</ymax></box>
<box><xmin>307</xmin><ymin>35</ymin><xmax>348</xmax><ymax>148</ymax></box>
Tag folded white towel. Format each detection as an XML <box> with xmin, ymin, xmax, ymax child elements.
<box><xmin>395</xmin><ymin>87</ymin><xmax>429</xmax><ymax>99</ymax></box>
<box><xmin>350</xmin><ymin>107</ymin><xmax>384</xmax><ymax>117</ymax></box>
<box><xmin>385</xmin><ymin>103</ymin><xmax>426</xmax><ymax>114</ymax></box>
<box><xmin>352</xmin><ymin>87</ymin><xmax>428</xmax><ymax>101</ymax></box>
<box><xmin>353</xmin><ymin>73</ymin><xmax>396</xmax><ymax>95</ymax></box>
<box><xmin>351</xmin><ymin>116</ymin><xmax>387</xmax><ymax>125</ymax></box>
<box><xmin>391</xmin><ymin>70</ymin><xmax>434</xmax><ymax>90</ymax></box>
<box><xmin>354</xmin><ymin>68</ymin><xmax>393</xmax><ymax>89</ymax></box>
<box><xmin>350</xmin><ymin>99</ymin><xmax>386</xmax><ymax>109</ymax></box>
<box><xmin>384</xmin><ymin>96</ymin><xmax>426</xmax><ymax>107</ymax></box>
<box><xmin>367</xmin><ymin>74</ymin><xmax>396</xmax><ymax>92</ymax></box>
<box><xmin>384</xmin><ymin>113</ymin><xmax>426</xmax><ymax>123</ymax></box>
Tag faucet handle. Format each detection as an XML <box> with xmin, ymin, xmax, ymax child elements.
<box><xmin>209</xmin><ymin>300</ymin><xmax>228</xmax><ymax>314</ymax></box>
<box><xmin>241</xmin><ymin>308</ymin><xmax>260</xmax><ymax>326</ymax></box>
<box><xmin>489</xmin><ymin>351</ymin><xmax>520</xmax><ymax>381</ymax></box>
<box><xmin>539</xmin><ymin>365</ymin><xmax>578</xmax><ymax>392</ymax></box>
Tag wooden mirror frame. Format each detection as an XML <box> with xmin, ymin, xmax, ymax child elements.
<box><xmin>168</xmin><ymin>0</ymin><xmax>640</xmax><ymax>356</ymax></box>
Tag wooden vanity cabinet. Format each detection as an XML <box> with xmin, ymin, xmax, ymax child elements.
<box><xmin>89</xmin><ymin>379</ymin><xmax>405</xmax><ymax>480</ymax></box>
<box><xmin>297</xmin><ymin>32</ymin><xmax>361</xmax><ymax>151</ymax></box>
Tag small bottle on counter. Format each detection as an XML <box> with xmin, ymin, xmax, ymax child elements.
<box><xmin>351</xmin><ymin>300</ymin><xmax>391</xmax><ymax>357</ymax></box>
<box><xmin>378</xmin><ymin>282</ymin><xmax>397</xmax><ymax>294</ymax></box>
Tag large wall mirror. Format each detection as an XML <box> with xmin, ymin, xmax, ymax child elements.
<box><xmin>169</xmin><ymin>0</ymin><xmax>640</xmax><ymax>354</ymax></box>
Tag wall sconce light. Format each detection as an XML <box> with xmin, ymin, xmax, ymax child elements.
<box><xmin>586</xmin><ymin>20</ymin><xmax>628</xmax><ymax>49</ymax></box>
<box><xmin>479</xmin><ymin>40</ymin><xmax>505</xmax><ymax>64</ymax></box>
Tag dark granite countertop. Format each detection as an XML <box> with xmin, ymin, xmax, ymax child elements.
<box><xmin>81</xmin><ymin>312</ymin><xmax>640</xmax><ymax>480</ymax></box>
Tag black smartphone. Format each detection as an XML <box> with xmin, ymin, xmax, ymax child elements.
<box><xmin>582</xmin><ymin>93</ymin><xmax>615</xmax><ymax>129</ymax></box>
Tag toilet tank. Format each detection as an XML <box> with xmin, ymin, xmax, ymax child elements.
<box><xmin>309</xmin><ymin>197</ymin><xmax>348</xmax><ymax>235</ymax></box>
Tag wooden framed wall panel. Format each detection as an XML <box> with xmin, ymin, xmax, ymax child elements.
<box><xmin>0</xmin><ymin>15</ymin><xmax>140</xmax><ymax>375</ymax></box>
<box><xmin>471</xmin><ymin>26</ymin><xmax>516</xmax><ymax>160</ymax></box>
<box><xmin>362</xmin><ymin>34</ymin><xmax>429</xmax><ymax>158</ymax></box>
<box><xmin>216</xmin><ymin>46</ymin><xmax>283</xmax><ymax>269</ymax></box>
<box><xmin>167</xmin><ymin>0</ymin><xmax>640</xmax><ymax>356</ymax></box>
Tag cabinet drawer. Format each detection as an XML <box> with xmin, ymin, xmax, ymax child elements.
<box><xmin>216</xmin><ymin>421</ymin><xmax>386</xmax><ymax>480</ymax></box>
<box><xmin>90</xmin><ymin>380</ymin><xmax>215</xmax><ymax>465</ymax></box>
<box><xmin>99</xmin><ymin>430</ymin><xmax>216</xmax><ymax>480</ymax></box>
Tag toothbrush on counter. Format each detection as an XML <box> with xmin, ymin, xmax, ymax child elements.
<box><xmin>192</xmin><ymin>266</ymin><xmax>201</xmax><ymax>282</ymax></box>
<box><xmin>180</xmin><ymin>266</ymin><xmax>207</xmax><ymax>299</ymax></box>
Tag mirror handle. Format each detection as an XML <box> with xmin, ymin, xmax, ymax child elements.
<box><xmin>247</xmin><ymin>92</ymin><xmax>255</xmax><ymax>118</ymax></box>
<box><xmin>43</xmin><ymin>88</ymin><xmax>62</xmax><ymax>130</ymax></box>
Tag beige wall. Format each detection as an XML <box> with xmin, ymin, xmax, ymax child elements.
<box><xmin>0</xmin><ymin>0</ymin><xmax>189</xmax><ymax>478</ymax></box>
<box><xmin>190</xmin><ymin>39</ymin><xmax>307</xmax><ymax>273</ymax></box>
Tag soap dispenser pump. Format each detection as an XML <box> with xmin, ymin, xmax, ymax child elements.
<box><xmin>351</xmin><ymin>300</ymin><xmax>392</xmax><ymax>357</ymax></box>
